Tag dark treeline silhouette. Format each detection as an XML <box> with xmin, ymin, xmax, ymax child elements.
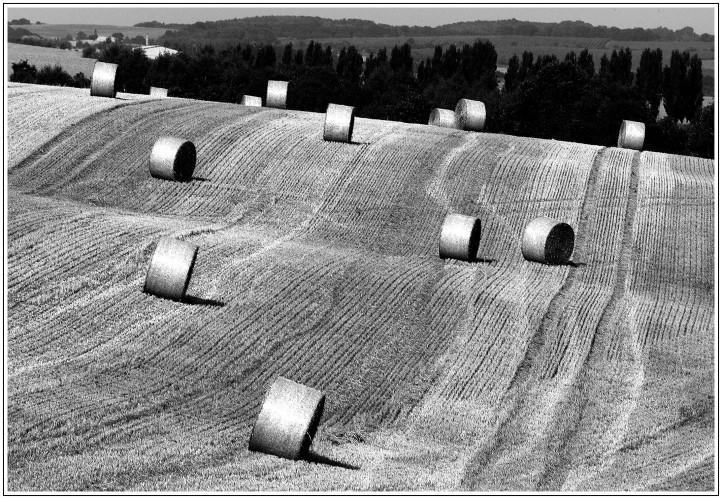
<box><xmin>10</xmin><ymin>38</ymin><xmax>712</xmax><ymax>158</ymax></box>
<box><xmin>10</xmin><ymin>60</ymin><xmax>90</xmax><ymax>88</ymax></box>
<box><xmin>497</xmin><ymin>47</ymin><xmax>710</xmax><ymax>155</ymax></box>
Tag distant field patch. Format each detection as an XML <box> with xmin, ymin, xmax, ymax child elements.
<box><xmin>9</xmin><ymin>23</ymin><xmax>170</xmax><ymax>40</ymax></box>
<box><xmin>286</xmin><ymin>34</ymin><xmax>714</xmax><ymax>68</ymax></box>
<box><xmin>7</xmin><ymin>43</ymin><xmax>96</xmax><ymax>78</ymax></box>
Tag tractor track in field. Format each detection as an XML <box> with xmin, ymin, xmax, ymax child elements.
<box><xmin>457</xmin><ymin>146</ymin><xmax>605</xmax><ymax>488</ymax></box>
<box><xmin>534</xmin><ymin>150</ymin><xmax>641</xmax><ymax>490</ymax></box>
<box><xmin>461</xmin><ymin>146</ymin><xmax>643</xmax><ymax>489</ymax></box>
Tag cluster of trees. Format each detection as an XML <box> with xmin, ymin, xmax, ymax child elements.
<box><xmin>9</xmin><ymin>60</ymin><xmax>89</xmax><ymax>88</ymax></box>
<box><xmin>8</xmin><ymin>27</ymin><xmax>70</xmax><ymax>49</ymax></box>
<box><xmin>11</xmin><ymin>37</ymin><xmax>712</xmax><ymax>158</ymax></box>
<box><xmin>496</xmin><ymin>47</ymin><xmax>709</xmax><ymax>154</ymax></box>
<box><xmin>156</xmin><ymin>16</ymin><xmax>713</xmax><ymax>49</ymax></box>
<box><xmin>8</xmin><ymin>18</ymin><xmax>42</xmax><ymax>25</ymax></box>
<box><xmin>9</xmin><ymin>25</ymin><xmax>148</xmax><ymax>52</ymax></box>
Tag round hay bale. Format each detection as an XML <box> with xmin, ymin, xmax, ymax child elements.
<box><xmin>438</xmin><ymin>213</ymin><xmax>481</xmax><ymax>262</ymax></box>
<box><xmin>428</xmin><ymin>108</ymin><xmax>457</xmax><ymax>128</ymax></box>
<box><xmin>90</xmin><ymin>61</ymin><xmax>118</xmax><ymax>98</ymax></box>
<box><xmin>150</xmin><ymin>86</ymin><xmax>168</xmax><ymax>98</ymax></box>
<box><xmin>149</xmin><ymin>136</ymin><xmax>197</xmax><ymax>182</ymax></box>
<box><xmin>143</xmin><ymin>237</ymin><xmax>198</xmax><ymax>301</ymax></box>
<box><xmin>248</xmin><ymin>376</ymin><xmax>325</xmax><ymax>460</ymax></box>
<box><xmin>241</xmin><ymin>95</ymin><xmax>262</xmax><ymax>107</ymax></box>
<box><xmin>323</xmin><ymin>103</ymin><xmax>355</xmax><ymax>143</ymax></box>
<box><xmin>454</xmin><ymin>98</ymin><xmax>486</xmax><ymax>131</ymax></box>
<box><xmin>617</xmin><ymin>120</ymin><xmax>645</xmax><ymax>150</ymax></box>
<box><xmin>266</xmin><ymin>80</ymin><xmax>289</xmax><ymax>109</ymax></box>
<box><xmin>521</xmin><ymin>216</ymin><xmax>575</xmax><ymax>264</ymax></box>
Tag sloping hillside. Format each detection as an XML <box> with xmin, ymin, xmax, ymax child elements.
<box><xmin>6</xmin><ymin>84</ymin><xmax>715</xmax><ymax>491</ymax></box>
<box><xmin>7</xmin><ymin>43</ymin><xmax>96</xmax><ymax>78</ymax></box>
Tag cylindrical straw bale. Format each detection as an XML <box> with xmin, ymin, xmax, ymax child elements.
<box><xmin>617</xmin><ymin>120</ymin><xmax>645</xmax><ymax>150</ymax></box>
<box><xmin>428</xmin><ymin>108</ymin><xmax>457</xmax><ymax>128</ymax></box>
<box><xmin>150</xmin><ymin>86</ymin><xmax>168</xmax><ymax>98</ymax></box>
<box><xmin>241</xmin><ymin>95</ymin><xmax>262</xmax><ymax>107</ymax></box>
<box><xmin>438</xmin><ymin>213</ymin><xmax>481</xmax><ymax>262</ymax></box>
<box><xmin>149</xmin><ymin>136</ymin><xmax>197</xmax><ymax>182</ymax></box>
<box><xmin>90</xmin><ymin>61</ymin><xmax>118</xmax><ymax>98</ymax></box>
<box><xmin>454</xmin><ymin>98</ymin><xmax>486</xmax><ymax>131</ymax></box>
<box><xmin>323</xmin><ymin>103</ymin><xmax>355</xmax><ymax>143</ymax></box>
<box><xmin>248</xmin><ymin>376</ymin><xmax>325</xmax><ymax>460</ymax></box>
<box><xmin>521</xmin><ymin>216</ymin><xmax>575</xmax><ymax>264</ymax></box>
<box><xmin>266</xmin><ymin>80</ymin><xmax>289</xmax><ymax>109</ymax></box>
<box><xmin>143</xmin><ymin>238</ymin><xmax>198</xmax><ymax>301</ymax></box>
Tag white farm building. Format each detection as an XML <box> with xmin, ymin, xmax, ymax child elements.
<box><xmin>140</xmin><ymin>45</ymin><xmax>179</xmax><ymax>60</ymax></box>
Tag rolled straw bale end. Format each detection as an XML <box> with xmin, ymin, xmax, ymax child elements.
<box><xmin>266</xmin><ymin>80</ymin><xmax>289</xmax><ymax>109</ymax></box>
<box><xmin>521</xmin><ymin>217</ymin><xmax>575</xmax><ymax>264</ymax></box>
<box><xmin>454</xmin><ymin>98</ymin><xmax>486</xmax><ymax>131</ymax></box>
<box><xmin>90</xmin><ymin>61</ymin><xmax>118</xmax><ymax>98</ymax></box>
<box><xmin>248</xmin><ymin>377</ymin><xmax>326</xmax><ymax>460</ymax></box>
<box><xmin>617</xmin><ymin>120</ymin><xmax>645</xmax><ymax>150</ymax></box>
<box><xmin>143</xmin><ymin>238</ymin><xmax>198</xmax><ymax>301</ymax></box>
<box><xmin>323</xmin><ymin>103</ymin><xmax>355</xmax><ymax>143</ymax></box>
<box><xmin>241</xmin><ymin>95</ymin><xmax>262</xmax><ymax>107</ymax></box>
<box><xmin>150</xmin><ymin>86</ymin><xmax>168</xmax><ymax>98</ymax></box>
<box><xmin>149</xmin><ymin>136</ymin><xmax>197</xmax><ymax>182</ymax></box>
<box><xmin>439</xmin><ymin>213</ymin><xmax>481</xmax><ymax>262</ymax></box>
<box><xmin>428</xmin><ymin>108</ymin><xmax>457</xmax><ymax>128</ymax></box>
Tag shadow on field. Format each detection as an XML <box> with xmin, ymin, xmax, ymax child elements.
<box><xmin>307</xmin><ymin>450</ymin><xmax>360</xmax><ymax>470</ymax></box>
<box><xmin>184</xmin><ymin>295</ymin><xmax>225</xmax><ymax>307</ymax></box>
<box><xmin>563</xmin><ymin>260</ymin><xmax>587</xmax><ymax>268</ymax></box>
<box><xmin>350</xmin><ymin>140</ymin><xmax>372</xmax><ymax>146</ymax></box>
<box><xmin>192</xmin><ymin>176</ymin><xmax>211</xmax><ymax>182</ymax></box>
<box><xmin>472</xmin><ymin>257</ymin><xmax>497</xmax><ymax>264</ymax></box>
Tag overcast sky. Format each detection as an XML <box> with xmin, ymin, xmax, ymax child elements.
<box><xmin>7</xmin><ymin>6</ymin><xmax>716</xmax><ymax>34</ymax></box>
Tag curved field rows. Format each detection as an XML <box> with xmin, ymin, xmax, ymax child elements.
<box><xmin>6</xmin><ymin>83</ymin><xmax>716</xmax><ymax>491</ymax></box>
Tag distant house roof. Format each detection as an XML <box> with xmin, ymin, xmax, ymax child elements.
<box><xmin>78</xmin><ymin>36</ymin><xmax>115</xmax><ymax>45</ymax></box>
<box><xmin>140</xmin><ymin>45</ymin><xmax>178</xmax><ymax>60</ymax></box>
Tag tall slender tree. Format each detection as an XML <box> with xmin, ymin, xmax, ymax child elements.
<box><xmin>635</xmin><ymin>48</ymin><xmax>663</xmax><ymax>117</ymax></box>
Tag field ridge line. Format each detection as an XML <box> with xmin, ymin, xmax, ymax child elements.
<box><xmin>8</xmin><ymin>98</ymin><xmax>152</xmax><ymax>175</ymax></box>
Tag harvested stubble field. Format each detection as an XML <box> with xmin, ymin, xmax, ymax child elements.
<box><xmin>7</xmin><ymin>43</ymin><xmax>97</xmax><ymax>78</ymax></box>
<box><xmin>6</xmin><ymin>83</ymin><xmax>715</xmax><ymax>491</ymax></box>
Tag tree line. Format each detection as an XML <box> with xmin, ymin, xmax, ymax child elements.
<box><xmin>156</xmin><ymin>17</ymin><xmax>713</xmax><ymax>49</ymax></box>
<box><xmin>10</xmin><ymin>39</ymin><xmax>713</xmax><ymax>158</ymax></box>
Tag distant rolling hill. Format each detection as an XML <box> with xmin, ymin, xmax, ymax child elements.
<box><xmin>8</xmin><ymin>23</ymin><xmax>170</xmax><ymax>40</ymax></box>
<box><xmin>7</xmin><ymin>83</ymin><xmax>715</xmax><ymax>491</ymax></box>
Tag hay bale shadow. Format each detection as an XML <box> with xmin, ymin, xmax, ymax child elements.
<box><xmin>183</xmin><ymin>295</ymin><xmax>225</xmax><ymax>307</ymax></box>
<box><xmin>306</xmin><ymin>449</ymin><xmax>360</xmax><ymax>470</ymax></box>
